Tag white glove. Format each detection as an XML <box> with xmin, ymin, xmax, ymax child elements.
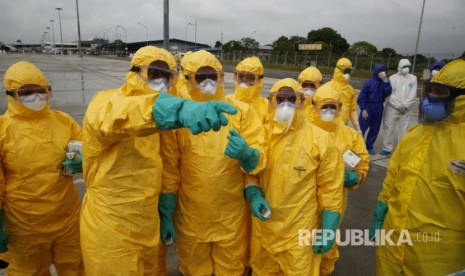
<box><xmin>362</xmin><ymin>110</ymin><xmax>369</xmax><ymax>120</ymax></box>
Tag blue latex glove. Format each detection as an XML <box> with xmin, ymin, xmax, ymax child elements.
<box><xmin>313</xmin><ymin>210</ymin><xmax>340</xmax><ymax>254</ymax></box>
<box><xmin>244</xmin><ymin>186</ymin><xmax>271</xmax><ymax>222</ymax></box>
<box><xmin>225</xmin><ymin>129</ymin><xmax>260</xmax><ymax>173</ymax></box>
<box><xmin>158</xmin><ymin>193</ymin><xmax>177</xmax><ymax>245</ymax></box>
<box><xmin>63</xmin><ymin>150</ymin><xmax>83</xmax><ymax>174</ymax></box>
<box><xmin>0</xmin><ymin>210</ymin><xmax>9</xmax><ymax>253</ymax></box>
<box><xmin>344</xmin><ymin>171</ymin><xmax>359</xmax><ymax>187</ymax></box>
<box><xmin>153</xmin><ymin>92</ymin><xmax>238</xmax><ymax>135</ymax></box>
<box><xmin>369</xmin><ymin>201</ymin><xmax>388</xmax><ymax>240</ymax></box>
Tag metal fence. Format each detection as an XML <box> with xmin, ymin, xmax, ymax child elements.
<box><xmin>219</xmin><ymin>51</ymin><xmax>459</xmax><ymax>73</ymax></box>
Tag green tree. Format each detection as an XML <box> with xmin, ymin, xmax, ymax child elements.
<box><xmin>214</xmin><ymin>40</ymin><xmax>222</xmax><ymax>48</ymax></box>
<box><xmin>240</xmin><ymin>37</ymin><xmax>259</xmax><ymax>50</ymax></box>
<box><xmin>272</xmin><ymin>35</ymin><xmax>307</xmax><ymax>53</ymax></box>
<box><xmin>381</xmin><ymin>48</ymin><xmax>397</xmax><ymax>57</ymax></box>
<box><xmin>348</xmin><ymin>41</ymin><xmax>377</xmax><ymax>56</ymax></box>
<box><xmin>307</xmin><ymin>27</ymin><xmax>349</xmax><ymax>54</ymax></box>
<box><xmin>222</xmin><ymin>40</ymin><xmax>244</xmax><ymax>52</ymax></box>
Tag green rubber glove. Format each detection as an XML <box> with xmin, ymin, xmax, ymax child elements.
<box><xmin>0</xmin><ymin>210</ymin><xmax>9</xmax><ymax>253</ymax></box>
<box><xmin>153</xmin><ymin>92</ymin><xmax>238</xmax><ymax>135</ymax></box>
<box><xmin>369</xmin><ymin>201</ymin><xmax>388</xmax><ymax>240</ymax></box>
<box><xmin>158</xmin><ymin>193</ymin><xmax>177</xmax><ymax>245</ymax></box>
<box><xmin>63</xmin><ymin>150</ymin><xmax>83</xmax><ymax>174</ymax></box>
<box><xmin>225</xmin><ymin>129</ymin><xmax>260</xmax><ymax>173</ymax></box>
<box><xmin>313</xmin><ymin>210</ymin><xmax>340</xmax><ymax>254</ymax></box>
<box><xmin>344</xmin><ymin>171</ymin><xmax>359</xmax><ymax>187</ymax></box>
<box><xmin>244</xmin><ymin>186</ymin><xmax>271</xmax><ymax>221</ymax></box>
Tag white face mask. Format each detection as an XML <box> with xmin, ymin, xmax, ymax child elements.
<box><xmin>378</xmin><ymin>71</ymin><xmax>387</xmax><ymax>79</ymax></box>
<box><xmin>239</xmin><ymin>82</ymin><xmax>251</xmax><ymax>89</ymax></box>
<box><xmin>274</xmin><ymin>101</ymin><xmax>295</xmax><ymax>124</ymax></box>
<box><xmin>20</xmin><ymin>93</ymin><xmax>48</xmax><ymax>111</ymax></box>
<box><xmin>149</xmin><ymin>78</ymin><xmax>169</xmax><ymax>93</ymax></box>
<box><xmin>199</xmin><ymin>79</ymin><xmax>218</xmax><ymax>95</ymax></box>
<box><xmin>401</xmin><ymin>67</ymin><xmax>410</xmax><ymax>75</ymax></box>
<box><xmin>303</xmin><ymin>88</ymin><xmax>316</xmax><ymax>98</ymax></box>
<box><xmin>343</xmin><ymin>73</ymin><xmax>351</xmax><ymax>81</ymax></box>
<box><xmin>320</xmin><ymin>108</ymin><xmax>337</xmax><ymax>122</ymax></box>
<box><xmin>431</xmin><ymin>70</ymin><xmax>439</xmax><ymax>77</ymax></box>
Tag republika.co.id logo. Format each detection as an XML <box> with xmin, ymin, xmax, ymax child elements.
<box><xmin>298</xmin><ymin>229</ymin><xmax>440</xmax><ymax>247</ymax></box>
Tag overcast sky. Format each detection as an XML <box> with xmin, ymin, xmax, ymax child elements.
<box><xmin>1</xmin><ymin>0</ymin><xmax>464</xmax><ymax>56</ymax></box>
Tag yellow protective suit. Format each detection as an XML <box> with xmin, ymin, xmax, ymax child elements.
<box><xmin>320</xmin><ymin>58</ymin><xmax>360</xmax><ymax>130</ymax></box>
<box><xmin>160</xmin><ymin>50</ymin><xmax>266</xmax><ymax>275</ymax></box>
<box><xmin>226</xmin><ymin>56</ymin><xmax>269</xmax><ymax>124</ymax></box>
<box><xmin>310</xmin><ymin>85</ymin><xmax>370</xmax><ymax>275</ymax></box>
<box><xmin>376</xmin><ymin>59</ymin><xmax>465</xmax><ymax>275</ymax></box>
<box><xmin>0</xmin><ymin>61</ymin><xmax>83</xmax><ymax>275</ymax></box>
<box><xmin>298</xmin><ymin>66</ymin><xmax>323</xmax><ymax>122</ymax></box>
<box><xmin>80</xmin><ymin>46</ymin><xmax>178</xmax><ymax>275</ymax></box>
<box><xmin>250</xmin><ymin>78</ymin><xmax>344</xmax><ymax>275</ymax></box>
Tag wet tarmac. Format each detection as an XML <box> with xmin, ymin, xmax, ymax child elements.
<box><xmin>0</xmin><ymin>53</ymin><xmax>420</xmax><ymax>275</ymax></box>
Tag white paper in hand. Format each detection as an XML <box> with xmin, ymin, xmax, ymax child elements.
<box><xmin>343</xmin><ymin>149</ymin><xmax>361</xmax><ymax>172</ymax></box>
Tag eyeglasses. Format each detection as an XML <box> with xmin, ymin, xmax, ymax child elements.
<box><xmin>269</xmin><ymin>91</ymin><xmax>305</xmax><ymax>107</ymax></box>
<box><xmin>234</xmin><ymin>71</ymin><xmax>263</xmax><ymax>85</ymax></box>
<box><xmin>421</xmin><ymin>82</ymin><xmax>465</xmax><ymax>102</ymax></box>
<box><xmin>185</xmin><ymin>70</ymin><xmax>225</xmax><ymax>85</ymax></box>
<box><xmin>312</xmin><ymin>100</ymin><xmax>343</xmax><ymax>112</ymax></box>
<box><xmin>131</xmin><ymin>65</ymin><xmax>178</xmax><ymax>83</ymax></box>
<box><xmin>301</xmin><ymin>81</ymin><xmax>318</xmax><ymax>89</ymax></box>
<box><xmin>6</xmin><ymin>85</ymin><xmax>52</xmax><ymax>99</ymax></box>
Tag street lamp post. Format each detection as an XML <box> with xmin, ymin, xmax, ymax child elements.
<box><xmin>184</xmin><ymin>21</ymin><xmax>197</xmax><ymax>51</ymax></box>
<box><xmin>46</xmin><ymin>27</ymin><xmax>51</xmax><ymax>43</ymax></box>
<box><xmin>50</xmin><ymin>20</ymin><xmax>56</xmax><ymax>47</ymax></box>
<box><xmin>412</xmin><ymin>0</ymin><xmax>426</xmax><ymax>74</ymax></box>
<box><xmin>116</xmin><ymin>25</ymin><xmax>127</xmax><ymax>55</ymax></box>
<box><xmin>55</xmin><ymin>8</ymin><xmax>64</xmax><ymax>54</ymax></box>
<box><xmin>75</xmin><ymin>0</ymin><xmax>83</xmax><ymax>57</ymax></box>
<box><xmin>137</xmin><ymin>22</ymin><xmax>149</xmax><ymax>45</ymax></box>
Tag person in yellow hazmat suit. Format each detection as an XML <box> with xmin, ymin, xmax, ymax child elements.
<box><xmin>319</xmin><ymin>58</ymin><xmax>362</xmax><ymax>132</ymax></box>
<box><xmin>298</xmin><ymin>66</ymin><xmax>323</xmax><ymax>121</ymax></box>
<box><xmin>310</xmin><ymin>85</ymin><xmax>370</xmax><ymax>275</ymax></box>
<box><xmin>369</xmin><ymin>59</ymin><xmax>465</xmax><ymax>275</ymax></box>
<box><xmin>0</xmin><ymin>61</ymin><xmax>83</xmax><ymax>275</ymax></box>
<box><xmin>158</xmin><ymin>50</ymin><xmax>266</xmax><ymax>275</ymax></box>
<box><xmin>80</xmin><ymin>46</ymin><xmax>238</xmax><ymax>275</ymax></box>
<box><xmin>226</xmin><ymin>56</ymin><xmax>269</xmax><ymax>124</ymax></box>
<box><xmin>249</xmin><ymin>78</ymin><xmax>344</xmax><ymax>275</ymax></box>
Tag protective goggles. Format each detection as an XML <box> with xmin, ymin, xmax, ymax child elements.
<box><xmin>337</xmin><ymin>66</ymin><xmax>353</xmax><ymax>74</ymax></box>
<box><xmin>6</xmin><ymin>85</ymin><xmax>52</xmax><ymax>100</ymax></box>
<box><xmin>421</xmin><ymin>82</ymin><xmax>465</xmax><ymax>102</ymax></box>
<box><xmin>185</xmin><ymin>70</ymin><xmax>225</xmax><ymax>86</ymax></box>
<box><xmin>269</xmin><ymin>91</ymin><xmax>305</xmax><ymax>107</ymax></box>
<box><xmin>312</xmin><ymin>100</ymin><xmax>343</xmax><ymax>112</ymax></box>
<box><xmin>301</xmin><ymin>81</ymin><xmax>318</xmax><ymax>89</ymax></box>
<box><xmin>234</xmin><ymin>71</ymin><xmax>263</xmax><ymax>86</ymax></box>
<box><xmin>131</xmin><ymin>65</ymin><xmax>178</xmax><ymax>83</ymax></box>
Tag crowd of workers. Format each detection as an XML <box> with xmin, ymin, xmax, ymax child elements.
<box><xmin>0</xmin><ymin>45</ymin><xmax>464</xmax><ymax>275</ymax></box>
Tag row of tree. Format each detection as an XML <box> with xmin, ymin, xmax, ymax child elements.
<box><xmin>217</xmin><ymin>27</ymin><xmax>463</xmax><ymax>59</ymax></box>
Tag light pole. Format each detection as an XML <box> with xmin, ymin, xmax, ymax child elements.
<box><xmin>412</xmin><ymin>0</ymin><xmax>426</xmax><ymax>74</ymax></box>
<box><xmin>55</xmin><ymin>8</ymin><xmax>64</xmax><ymax>54</ymax></box>
<box><xmin>50</xmin><ymin>20</ymin><xmax>56</xmax><ymax>47</ymax></box>
<box><xmin>184</xmin><ymin>22</ymin><xmax>195</xmax><ymax>52</ymax></box>
<box><xmin>138</xmin><ymin>22</ymin><xmax>149</xmax><ymax>45</ymax></box>
<box><xmin>116</xmin><ymin>25</ymin><xmax>127</xmax><ymax>42</ymax></box>
<box><xmin>75</xmin><ymin>0</ymin><xmax>83</xmax><ymax>57</ymax></box>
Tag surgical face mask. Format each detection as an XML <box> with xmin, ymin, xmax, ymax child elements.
<box><xmin>19</xmin><ymin>93</ymin><xmax>48</xmax><ymax>111</ymax></box>
<box><xmin>320</xmin><ymin>108</ymin><xmax>337</xmax><ymax>122</ymax></box>
<box><xmin>303</xmin><ymin>88</ymin><xmax>316</xmax><ymax>98</ymax></box>
<box><xmin>274</xmin><ymin>101</ymin><xmax>295</xmax><ymax>124</ymax></box>
<box><xmin>431</xmin><ymin>69</ymin><xmax>439</xmax><ymax>77</ymax></box>
<box><xmin>401</xmin><ymin>67</ymin><xmax>410</xmax><ymax>75</ymax></box>
<box><xmin>419</xmin><ymin>96</ymin><xmax>448</xmax><ymax>124</ymax></box>
<box><xmin>378</xmin><ymin>71</ymin><xmax>387</xmax><ymax>79</ymax></box>
<box><xmin>239</xmin><ymin>82</ymin><xmax>251</xmax><ymax>89</ymax></box>
<box><xmin>149</xmin><ymin>77</ymin><xmax>168</xmax><ymax>93</ymax></box>
<box><xmin>198</xmin><ymin>79</ymin><xmax>218</xmax><ymax>95</ymax></box>
<box><xmin>343</xmin><ymin>73</ymin><xmax>350</xmax><ymax>81</ymax></box>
